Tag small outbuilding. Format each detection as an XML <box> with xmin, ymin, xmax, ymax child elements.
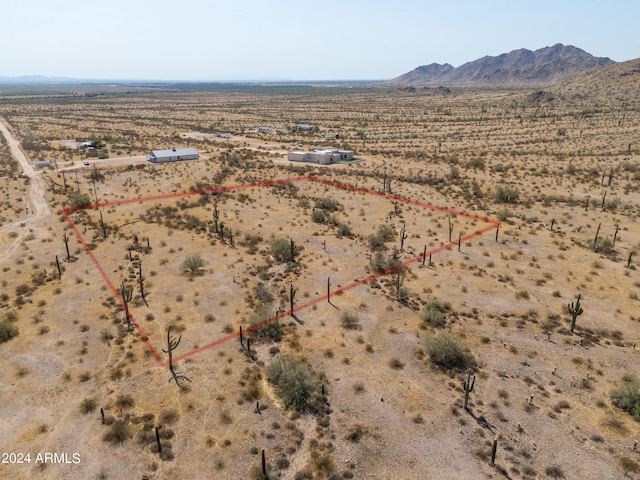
<box><xmin>148</xmin><ymin>147</ymin><xmax>199</xmax><ymax>163</ymax></box>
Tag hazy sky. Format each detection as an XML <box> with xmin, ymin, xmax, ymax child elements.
<box><xmin>2</xmin><ymin>0</ymin><xmax>638</xmax><ymax>81</ymax></box>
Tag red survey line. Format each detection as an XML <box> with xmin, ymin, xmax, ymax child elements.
<box><xmin>62</xmin><ymin>176</ymin><xmax>500</xmax><ymax>366</ymax></box>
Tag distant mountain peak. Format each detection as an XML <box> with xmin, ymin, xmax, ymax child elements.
<box><xmin>389</xmin><ymin>44</ymin><xmax>615</xmax><ymax>87</ymax></box>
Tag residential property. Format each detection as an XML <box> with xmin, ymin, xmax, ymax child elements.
<box><xmin>293</xmin><ymin>123</ymin><xmax>313</xmax><ymax>131</ymax></box>
<box><xmin>287</xmin><ymin>148</ymin><xmax>354</xmax><ymax>165</ymax></box>
<box><xmin>148</xmin><ymin>147</ymin><xmax>199</xmax><ymax>163</ymax></box>
<box><xmin>34</xmin><ymin>160</ymin><xmax>51</xmax><ymax>168</ymax></box>
<box><xmin>258</xmin><ymin>127</ymin><xmax>270</xmax><ymax>133</ymax></box>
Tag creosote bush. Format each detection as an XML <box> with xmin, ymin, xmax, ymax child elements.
<box><xmin>0</xmin><ymin>321</ymin><xmax>19</xmax><ymax>343</ymax></box>
<box><xmin>266</xmin><ymin>355</ymin><xmax>322</xmax><ymax>413</ymax></box>
<box><xmin>495</xmin><ymin>184</ymin><xmax>520</xmax><ymax>204</ymax></box>
<box><xmin>180</xmin><ymin>254</ymin><xmax>205</xmax><ymax>277</ymax></box>
<box><xmin>340</xmin><ymin>312</ymin><xmax>360</xmax><ymax>330</ymax></box>
<box><xmin>610</xmin><ymin>376</ymin><xmax>640</xmax><ymax>421</ymax></box>
<box><xmin>248</xmin><ymin>303</ymin><xmax>281</xmax><ymax>343</ymax></box>
<box><xmin>423</xmin><ymin>330</ymin><xmax>473</xmax><ymax>370</ymax></box>
<box><xmin>421</xmin><ymin>298</ymin><xmax>447</xmax><ymax>327</ymax></box>
<box><xmin>270</xmin><ymin>238</ymin><xmax>300</xmax><ymax>263</ymax></box>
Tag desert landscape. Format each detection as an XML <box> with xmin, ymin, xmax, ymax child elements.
<box><xmin>1</xmin><ymin>55</ymin><xmax>640</xmax><ymax>480</ymax></box>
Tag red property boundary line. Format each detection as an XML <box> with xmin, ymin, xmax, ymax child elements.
<box><xmin>62</xmin><ymin>176</ymin><xmax>500</xmax><ymax>367</ymax></box>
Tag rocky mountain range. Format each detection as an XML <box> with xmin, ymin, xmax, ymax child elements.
<box><xmin>390</xmin><ymin>44</ymin><xmax>615</xmax><ymax>87</ymax></box>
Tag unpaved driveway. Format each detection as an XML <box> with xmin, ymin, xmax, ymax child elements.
<box><xmin>0</xmin><ymin>117</ymin><xmax>51</xmax><ymax>260</ymax></box>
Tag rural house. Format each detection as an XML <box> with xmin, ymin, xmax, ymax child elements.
<box><xmin>148</xmin><ymin>147</ymin><xmax>199</xmax><ymax>163</ymax></box>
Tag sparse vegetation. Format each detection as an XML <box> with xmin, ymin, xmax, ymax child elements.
<box><xmin>423</xmin><ymin>330</ymin><xmax>473</xmax><ymax>370</ymax></box>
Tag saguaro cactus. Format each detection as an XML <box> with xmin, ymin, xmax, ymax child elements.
<box><xmin>399</xmin><ymin>223</ymin><xmax>408</xmax><ymax>252</ymax></box>
<box><xmin>120</xmin><ymin>281</ymin><xmax>134</xmax><ymax>332</ymax></box>
<box><xmin>212</xmin><ymin>205</ymin><xmax>219</xmax><ymax>234</ymax></box>
<box><xmin>463</xmin><ymin>371</ymin><xmax>476</xmax><ymax>410</ymax></box>
<box><xmin>568</xmin><ymin>293</ymin><xmax>583</xmax><ymax>333</ymax></box>
<box><xmin>62</xmin><ymin>232</ymin><xmax>71</xmax><ymax>261</ymax></box>
<box><xmin>290</xmin><ymin>239</ymin><xmax>297</xmax><ymax>263</ymax></box>
<box><xmin>163</xmin><ymin>325</ymin><xmax>191</xmax><ymax>389</ymax></box>
<box><xmin>137</xmin><ymin>264</ymin><xmax>145</xmax><ymax>300</ymax></box>
<box><xmin>289</xmin><ymin>284</ymin><xmax>297</xmax><ymax>314</ymax></box>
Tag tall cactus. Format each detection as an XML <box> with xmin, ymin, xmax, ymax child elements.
<box><xmin>463</xmin><ymin>371</ymin><xmax>475</xmax><ymax>410</ymax></box>
<box><xmin>62</xmin><ymin>232</ymin><xmax>71</xmax><ymax>261</ymax></box>
<box><xmin>120</xmin><ymin>281</ymin><xmax>134</xmax><ymax>332</ymax></box>
<box><xmin>568</xmin><ymin>293</ymin><xmax>583</xmax><ymax>333</ymax></box>
<box><xmin>399</xmin><ymin>223</ymin><xmax>408</xmax><ymax>252</ymax></box>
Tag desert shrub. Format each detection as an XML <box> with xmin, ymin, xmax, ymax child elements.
<box><xmin>370</xmin><ymin>251</ymin><xmax>401</xmax><ymax>273</ymax></box>
<box><xmin>248</xmin><ymin>303</ymin><xmax>281</xmax><ymax>343</ymax></box>
<box><xmin>496</xmin><ymin>208</ymin><xmax>512</xmax><ymax>221</ymax></box>
<box><xmin>0</xmin><ymin>321</ymin><xmax>18</xmax><ymax>343</ymax></box>
<box><xmin>103</xmin><ymin>420</ymin><xmax>131</xmax><ymax>445</ymax></box>
<box><xmin>336</xmin><ymin>222</ymin><xmax>352</xmax><ymax>237</ymax></box>
<box><xmin>367</xmin><ymin>224</ymin><xmax>395</xmax><ymax>251</ymax></box>
<box><xmin>70</xmin><ymin>192</ymin><xmax>91</xmax><ymax>207</ymax></box>
<box><xmin>311</xmin><ymin>209</ymin><xmax>326</xmax><ymax>223</ymax></box>
<box><xmin>495</xmin><ymin>185</ymin><xmax>520</xmax><ymax>204</ymax></box>
<box><xmin>340</xmin><ymin>312</ymin><xmax>360</xmax><ymax>330</ymax></box>
<box><xmin>620</xmin><ymin>457</ymin><xmax>640</xmax><ymax>475</ymax></box>
<box><xmin>610</xmin><ymin>376</ymin><xmax>640</xmax><ymax>421</ymax></box>
<box><xmin>466</xmin><ymin>157</ymin><xmax>486</xmax><ymax>171</ymax></box>
<box><xmin>270</xmin><ymin>238</ymin><xmax>300</xmax><ymax>263</ymax></box>
<box><xmin>421</xmin><ymin>298</ymin><xmax>446</xmax><ymax>327</ymax></box>
<box><xmin>266</xmin><ymin>355</ymin><xmax>321</xmax><ymax>413</ymax></box>
<box><xmin>80</xmin><ymin>398</ymin><xmax>96</xmax><ymax>414</ymax></box>
<box><xmin>544</xmin><ymin>465</ymin><xmax>565</xmax><ymax>478</ymax></box>
<box><xmin>423</xmin><ymin>330</ymin><xmax>473</xmax><ymax>370</ymax></box>
<box><xmin>315</xmin><ymin>197</ymin><xmax>338</xmax><ymax>211</ymax></box>
<box><xmin>180</xmin><ymin>254</ymin><xmax>205</xmax><ymax>277</ymax></box>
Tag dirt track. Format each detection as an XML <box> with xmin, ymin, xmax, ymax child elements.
<box><xmin>0</xmin><ymin>118</ymin><xmax>51</xmax><ymax>260</ymax></box>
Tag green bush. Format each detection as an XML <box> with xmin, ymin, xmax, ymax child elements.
<box><xmin>421</xmin><ymin>298</ymin><xmax>446</xmax><ymax>327</ymax></box>
<box><xmin>0</xmin><ymin>321</ymin><xmax>18</xmax><ymax>343</ymax></box>
<box><xmin>311</xmin><ymin>209</ymin><xmax>326</xmax><ymax>224</ymax></box>
<box><xmin>495</xmin><ymin>185</ymin><xmax>520</xmax><ymax>204</ymax></box>
<box><xmin>336</xmin><ymin>223</ymin><xmax>352</xmax><ymax>237</ymax></box>
<box><xmin>70</xmin><ymin>192</ymin><xmax>91</xmax><ymax>207</ymax></box>
<box><xmin>267</xmin><ymin>355</ymin><xmax>321</xmax><ymax>412</ymax></box>
<box><xmin>248</xmin><ymin>304</ymin><xmax>281</xmax><ymax>343</ymax></box>
<box><xmin>370</xmin><ymin>252</ymin><xmax>401</xmax><ymax>273</ymax></box>
<box><xmin>270</xmin><ymin>238</ymin><xmax>300</xmax><ymax>263</ymax></box>
<box><xmin>610</xmin><ymin>377</ymin><xmax>640</xmax><ymax>421</ymax></box>
<box><xmin>423</xmin><ymin>330</ymin><xmax>472</xmax><ymax>370</ymax></box>
<box><xmin>314</xmin><ymin>197</ymin><xmax>338</xmax><ymax>211</ymax></box>
<box><xmin>367</xmin><ymin>225</ymin><xmax>395</xmax><ymax>251</ymax></box>
<box><xmin>180</xmin><ymin>254</ymin><xmax>205</xmax><ymax>277</ymax></box>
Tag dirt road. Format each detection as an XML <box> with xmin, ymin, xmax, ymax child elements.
<box><xmin>0</xmin><ymin>117</ymin><xmax>51</xmax><ymax>260</ymax></box>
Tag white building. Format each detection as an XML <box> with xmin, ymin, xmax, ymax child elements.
<box><xmin>293</xmin><ymin>123</ymin><xmax>313</xmax><ymax>131</ymax></box>
<box><xmin>287</xmin><ymin>148</ymin><xmax>354</xmax><ymax>165</ymax></box>
<box><xmin>148</xmin><ymin>147</ymin><xmax>199</xmax><ymax>163</ymax></box>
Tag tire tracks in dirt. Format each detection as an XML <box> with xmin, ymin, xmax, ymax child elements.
<box><xmin>0</xmin><ymin>117</ymin><xmax>52</xmax><ymax>261</ymax></box>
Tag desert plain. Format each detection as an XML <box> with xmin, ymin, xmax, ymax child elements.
<box><xmin>1</xmin><ymin>60</ymin><xmax>640</xmax><ymax>480</ymax></box>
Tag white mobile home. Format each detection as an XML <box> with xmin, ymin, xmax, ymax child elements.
<box><xmin>287</xmin><ymin>148</ymin><xmax>354</xmax><ymax>165</ymax></box>
<box><xmin>148</xmin><ymin>147</ymin><xmax>199</xmax><ymax>163</ymax></box>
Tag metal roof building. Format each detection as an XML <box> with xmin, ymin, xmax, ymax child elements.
<box><xmin>148</xmin><ymin>147</ymin><xmax>199</xmax><ymax>163</ymax></box>
<box><xmin>287</xmin><ymin>148</ymin><xmax>354</xmax><ymax>165</ymax></box>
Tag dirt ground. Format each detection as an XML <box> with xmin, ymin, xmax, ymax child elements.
<box><xmin>1</xmin><ymin>65</ymin><xmax>640</xmax><ymax>480</ymax></box>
